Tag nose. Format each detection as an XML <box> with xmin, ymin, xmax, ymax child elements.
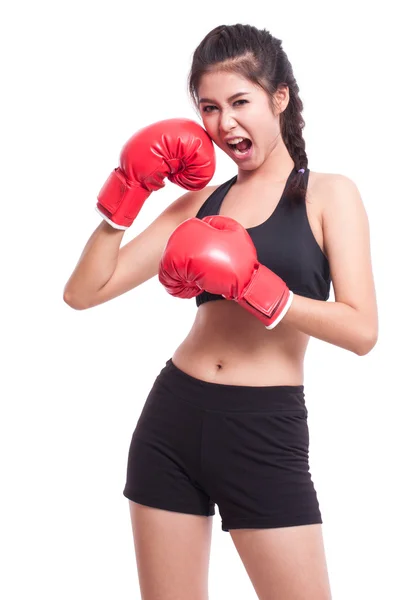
<box><xmin>219</xmin><ymin>109</ymin><xmax>237</xmax><ymax>133</ymax></box>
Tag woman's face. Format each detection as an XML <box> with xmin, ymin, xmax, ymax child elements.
<box><xmin>197</xmin><ymin>70</ymin><xmax>288</xmax><ymax>171</ymax></box>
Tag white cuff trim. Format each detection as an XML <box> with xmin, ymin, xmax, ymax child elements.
<box><xmin>265</xmin><ymin>291</ymin><xmax>294</xmax><ymax>330</ymax></box>
<box><xmin>95</xmin><ymin>206</ymin><xmax>129</xmax><ymax>230</ymax></box>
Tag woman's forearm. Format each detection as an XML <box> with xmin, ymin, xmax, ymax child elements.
<box><xmin>63</xmin><ymin>221</ymin><xmax>125</xmax><ymax>306</ymax></box>
<box><xmin>283</xmin><ymin>294</ymin><xmax>378</xmax><ymax>356</ymax></box>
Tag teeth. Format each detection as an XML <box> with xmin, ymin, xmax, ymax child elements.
<box><xmin>227</xmin><ymin>137</ymin><xmax>244</xmax><ymax>144</ymax></box>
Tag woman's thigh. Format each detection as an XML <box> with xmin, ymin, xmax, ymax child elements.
<box><xmin>230</xmin><ymin>523</ymin><xmax>332</xmax><ymax>600</ymax></box>
<box><xmin>129</xmin><ymin>500</ymin><xmax>213</xmax><ymax>600</ymax></box>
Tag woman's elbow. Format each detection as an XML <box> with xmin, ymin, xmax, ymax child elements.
<box><xmin>354</xmin><ymin>327</ymin><xmax>378</xmax><ymax>356</ymax></box>
<box><xmin>63</xmin><ymin>289</ymin><xmax>90</xmax><ymax>311</ymax></box>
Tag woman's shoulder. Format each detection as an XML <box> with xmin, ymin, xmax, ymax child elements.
<box><xmin>309</xmin><ymin>169</ymin><xmax>355</xmax><ymax>188</ymax></box>
<box><xmin>308</xmin><ymin>170</ymin><xmax>366</xmax><ymax>244</ymax></box>
<box><xmin>308</xmin><ymin>170</ymin><xmax>359</xmax><ymax>211</ymax></box>
<box><xmin>309</xmin><ymin>169</ymin><xmax>357</xmax><ymax>193</ymax></box>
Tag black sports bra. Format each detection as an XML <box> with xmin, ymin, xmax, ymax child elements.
<box><xmin>195</xmin><ymin>167</ymin><xmax>331</xmax><ymax>307</ymax></box>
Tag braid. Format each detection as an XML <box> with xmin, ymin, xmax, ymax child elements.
<box><xmin>280</xmin><ymin>77</ymin><xmax>308</xmax><ymax>202</ymax></box>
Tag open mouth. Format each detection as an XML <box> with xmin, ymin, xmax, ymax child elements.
<box><xmin>227</xmin><ymin>137</ymin><xmax>253</xmax><ymax>156</ymax></box>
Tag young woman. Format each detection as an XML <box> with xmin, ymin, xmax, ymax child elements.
<box><xmin>64</xmin><ymin>24</ymin><xmax>378</xmax><ymax>600</ymax></box>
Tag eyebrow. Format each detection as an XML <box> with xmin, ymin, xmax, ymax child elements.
<box><xmin>198</xmin><ymin>92</ymin><xmax>250</xmax><ymax>104</ymax></box>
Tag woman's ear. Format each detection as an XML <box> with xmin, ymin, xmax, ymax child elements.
<box><xmin>273</xmin><ymin>84</ymin><xmax>290</xmax><ymax>115</ymax></box>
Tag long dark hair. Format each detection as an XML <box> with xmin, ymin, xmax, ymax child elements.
<box><xmin>188</xmin><ymin>24</ymin><xmax>308</xmax><ymax>204</ymax></box>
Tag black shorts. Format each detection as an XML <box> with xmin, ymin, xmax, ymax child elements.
<box><xmin>123</xmin><ymin>359</ymin><xmax>322</xmax><ymax>532</ymax></box>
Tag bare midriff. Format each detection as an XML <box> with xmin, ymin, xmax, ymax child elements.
<box><xmin>171</xmin><ymin>299</ymin><xmax>309</xmax><ymax>386</ymax></box>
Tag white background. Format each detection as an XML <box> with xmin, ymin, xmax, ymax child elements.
<box><xmin>1</xmin><ymin>0</ymin><xmax>399</xmax><ymax>598</ymax></box>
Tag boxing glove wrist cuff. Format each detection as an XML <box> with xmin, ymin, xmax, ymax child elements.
<box><xmin>238</xmin><ymin>263</ymin><xmax>293</xmax><ymax>330</ymax></box>
<box><xmin>96</xmin><ymin>168</ymin><xmax>151</xmax><ymax>229</ymax></box>
<box><xmin>95</xmin><ymin>206</ymin><xmax>129</xmax><ymax>230</ymax></box>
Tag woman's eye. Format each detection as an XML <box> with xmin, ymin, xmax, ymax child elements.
<box><xmin>202</xmin><ymin>99</ymin><xmax>248</xmax><ymax>113</ymax></box>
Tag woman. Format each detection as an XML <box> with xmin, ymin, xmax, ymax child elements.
<box><xmin>64</xmin><ymin>24</ymin><xmax>378</xmax><ymax>600</ymax></box>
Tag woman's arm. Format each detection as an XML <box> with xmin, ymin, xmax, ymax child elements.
<box><xmin>63</xmin><ymin>187</ymin><xmax>216</xmax><ymax>310</ymax></box>
<box><xmin>283</xmin><ymin>174</ymin><xmax>378</xmax><ymax>355</ymax></box>
<box><xmin>63</xmin><ymin>221</ymin><xmax>125</xmax><ymax>309</ymax></box>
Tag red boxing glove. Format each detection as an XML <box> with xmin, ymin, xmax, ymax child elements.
<box><xmin>96</xmin><ymin>118</ymin><xmax>216</xmax><ymax>230</ymax></box>
<box><xmin>158</xmin><ymin>215</ymin><xmax>293</xmax><ymax>329</ymax></box>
